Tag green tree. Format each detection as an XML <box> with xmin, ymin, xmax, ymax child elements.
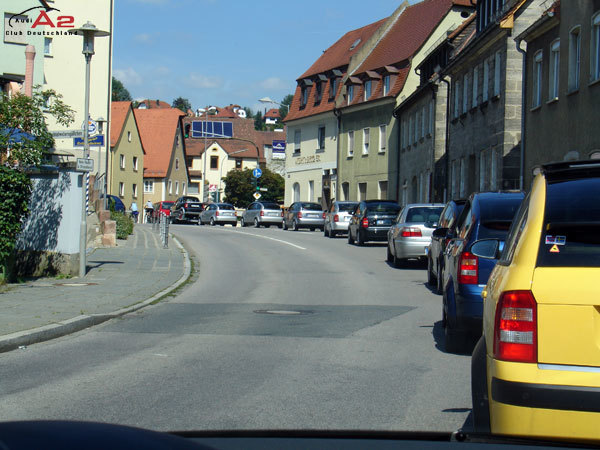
<box><xmin>111</xmin><ymin>77</ymin><xmax>132</xmax><ymax>101</ymax></box>
<box><xmin>172</xmin><ymin>97</ymin><xmax>192</xmax><ymax>113</ymax></box>
<box><xmin>279</xmin><ymin>94</ymin><xmax>293</xmax><ymax>120</ymax></box>
<box><xmin>0</xmin><ymin>89</ymin><xmax>74</xmax><ymax>282</ymax></box>
<box><xmin>253</xmin><ymin>110</ymin><xmax>265</xmax><ymax>131</ymax></box>
<box><xmin>222</xmin><ymin>167</ymin><xmax>284</xmax><ymax>207</ymax></box>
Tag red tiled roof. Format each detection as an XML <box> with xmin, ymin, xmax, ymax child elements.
<box><xmin>137</xmin><ymin>99</ymin><xmax>172</xmax><ymax>109</ymax></box>
<box><xmin>299</xmin><ymin>18</ymin><xmax>387</xmax><ymax>80</ymax></box>
<box><xmin>134</xmin><ymin>108</ymin><xmax>185</xmax><ymax>178</ymax></box>
<box><xmin>110</xmin><ymin>101</ymin><xmax>131</xmax><ymax>148</ymax></box>
<box><xmin>265</xmin><ymin>109</ymin><xmax>280</xmax><ymax>119</ymax></box>
<box><xmin>354</xmin><ymin>0</ymin><xmax>464</xmax><ymax>74</ymax></box>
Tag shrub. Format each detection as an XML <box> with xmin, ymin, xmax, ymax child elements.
<box><xmin>111</xmin><ymin>211</ymin><xmax>134</xmax><ymax>240</ymax></box>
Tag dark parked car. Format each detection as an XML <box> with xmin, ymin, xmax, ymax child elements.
<box><xmin>439</xmin><ymin>191</ymin><xmax>524</xmax><ymax>353</ymax></box>
<box><xmin>347</xmin><ymin>200</ymin><xmax>401</xmax><ymax>246</ymax></box>
<box><xmin>427</xmin><ymin>199</ymin><xmax>466</xmax><ymax>293</ymax></box>
<box><xmin>170</xmin><ymin>196</ymin><xmax>205</xmax><ymax>224</ymax></box>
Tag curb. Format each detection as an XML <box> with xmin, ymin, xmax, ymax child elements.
<box><xmin>0</xmin><ymin>234</ymin><xmax>192</xmax><ymax>354</ymax></box>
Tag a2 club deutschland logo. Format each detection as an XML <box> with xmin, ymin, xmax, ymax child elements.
<box><xmin>9</xmin><ymin>1</ymin><xmax>75</xmax><ymax>29</ymax></box>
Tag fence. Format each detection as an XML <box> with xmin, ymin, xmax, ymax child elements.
<box><xmin>151</xmin><ymin>212</ymin><xmax>169</xmax><ymax>248</ymax></box>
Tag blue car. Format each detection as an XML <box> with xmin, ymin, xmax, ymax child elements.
<box><xmin>438</xmin><ymin>191</ymin><xmax>524</xmax><ymax>353</ymax></box>
<box><xmin>103</xmin><ymin>194</ymin><xmax>126</xmax><ymax>213</ymax></box>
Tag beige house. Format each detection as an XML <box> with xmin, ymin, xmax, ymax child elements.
<box><xmin>109</xmin><ymin>101</ymin><xmax>144</xmax><ymax>209</ymax></box>
<box><xmin>134</xmin><ymin>108</ymin><xmax>190</xmax><ymax>205</ymax></box>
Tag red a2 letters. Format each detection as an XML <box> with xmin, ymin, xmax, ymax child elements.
<box><xmin>31</xmin><ymin>10</ymin><xmax>75</xmax><ymax>28</ymax></box>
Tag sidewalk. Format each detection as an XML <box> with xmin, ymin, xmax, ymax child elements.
<box><xmin>0</xmin><ymin>225</ymin><xmax>190</xmax><ymax>353</ymax></box>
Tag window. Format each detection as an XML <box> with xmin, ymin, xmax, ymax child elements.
<box><xmin>133</xmin><ymin>156</ymin><xmax>138</xmax><ymax>171</ymax></box>
<box><xmin>342</xmin><ymin>182</ymin><xmax>349</xmax><ymax>201</ymax></box>
<box><xmin>144</xmin><ymin>180</ymin><xmax>154</xmax><ymax>193</ymax></box>
<box><xmin>210</xmin><ymin>155</ymin><xmax>218</xmax><ymax>170</ymax></box>
<box><xmin>132</xmin><ymin>184</ymin><xmax>138</xmax><ymax>198</ymax></box>
<box><xmin>378</xmin><ymin>181</ymin><xmax>388</xmax><ymax>200</ymax></box>
<box><xmin>127</xmin><ymin>131</ymin><xmax>132</xmax><ymax>143</ymax></box>
<box><xmin>428</xmin><ymin>100</ymin><xmax>434</xmax><ymax>135</ymax></box>
<box><xmin>568</xmin><ymin>26</ymin><xmax>581</xmax><ymax>92</ymax></box>
<box><xmin>235</xmin><ymin>159</ymin><xmax>242</xmax><ymax>169</ymax></box>
<box><xmin>490</xmin><ymin>150</ymin><xmax>498</xmax><ymax>190</ymax></box>
<box><xmin>462</xmin><ymin>73</ymin><xmax>469</xmax><ymax>113</ymax></box>
<box><xmin>472</xmin><ymin>66</ymin><xmax>479</xmax><ymax>108</ymax></box>
<box><xmin>402</xmin><ymin>119</ymin><xmax>408</xmax><ymax>148</ymax></box>
<box><xmin>363</xmin><ymin>128</ymin><xmax>370</xmax><ymax>155</ymax></box>
<box><xmin>44</xmin><ymin>37</ymin><xmax>52</xmax><ymax>56</ymax></box>
<box><xmin>294</xmin><ymin>130</ymin><xmax>301</xmax><ymax>154</ymax></box>
<box><xmin>293</xmin><ymin>183</ymin><xmax>300</xmax><ymax>202</ymax></box>
<box><xmin>454</xmin><ymin>79</ymin><xmax>460</xmax><ymax>118</ymax></box>
<box><xmin>533</xmin><ymin>50</ymin><xmax>543</xmax><ymax>108</ymax></box>
<box><xmin>364</xmin><ymin>80</ymin><xmax>372</xmax><ymax>100</ymax></box>
<box><xmin>591</xmin><ymin>13</ymin><xmax>600</xmax><ymax>82</ymax></box>
<box><xmin>421</xmin><ymin>106</ymin><xmax>426</xmax><ymax>139</ymax></box>
<box><xmin>549</xmin><ymin>39</ymin><xmax>560</xmax><ymax>100</ymax></box>
<box><xmin>379</xmin><ymin>125</ymin><xmax>387</xmax><ymax>152</ymax></box>
<box><xmin>168</xmin><ymin>180</ymin><xmax>172</xmax><ymax>194</ymax></box>
<box><xmin>329</xmin><ymin>78</ymin><xmax>338</xmax><ymax>99</ymax></box>
<box><xmin>308</xmin><ymin>180</ymin><xmax>314</xmax><ymax>202</ymax></box>
<box><xmin>494</xmin><ymin>51</ymin><xmax>501</xmax><ymax>96</ymax></box>
<box><xmin>175</xmin><ymin>181</ymin><xmax>179</xmax><ymax>195</ymax></box>
<box><xmin>347</xmin><ymin>85</ymin><xmax>354</xmax><ymax>104</ymax></box>
<box><xmin>383</xmin><ymin>75</ymin><xmax>390</xmax><ymax>96</ymax></box>
<box><xmin>479</xmin><ymin>151</ymin><xmax>487</xmax><ymax>191</ymax></box>
<box><xmin>120</xmin><ymin>154</ymin><xmax>125</xmax><ymax>169</ymax></box>
<box><xmin>414</xmin><ymin>113</ymin><xmax>419</xmax><ymax>144</ymax></box>
<box><xmin>301</xmin><ymin>87</ymin><xmax>308</xmax><ymax>106</ymax></box>
<box><xmin>483</xmin><ymin>59</ymin><xmax>490</xmax><ymax>102</ymax></box>
<box><xmin>358</xmin><ymin>182</ymin><xmax>367</xmax><ymax>201</ymax></box>
<box><xmin>182</xmin><ymin>182</ymin><xmax>186</xmax><ymax>195</ymax></box>
<box><xmin>318</xmin><ymin>126</ymin><xmax>325</xmax><ymax>150</ymax></box>
<box><xmin>119</xmin><ymin>182</ymin><xmax>124</xmax><ymax>197</ymax></box>
<box><xmin>175</xmin><ymin>158</ymin><xmax>179</xmax><ymax>170</ymax></box>
<box><xmin>347</xmin><ymin>130</ymin><xmax>354</xmax><ymax>157</ymax></box>
<box><xmin>408</xmin><ymin>115</ymin><xmax>414</xmax><ymax>144</ymax></box>
<box><xmin>451</xmin><ymin>161</ymin><xmax>459</xmax><ymax>199</ymax></box>
<box><xmin>459</xmin><ymin>158</ymin><xmax>467</xmax><ymax>197</ymax></box>
<box><xmin>315</xmin><ymin>82</ymin><xmax>323</xmax><ymax>103</ymax></box>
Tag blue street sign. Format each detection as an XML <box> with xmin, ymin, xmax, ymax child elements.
<box><xmin>74</xmin><ymin>134</ymin><xmax>105</xmax><ymax>147</ymax></box>
<box><xmin>253</xmin><ymin>168</ymin><xmax>262</xmax><ymax>178</ymax></box>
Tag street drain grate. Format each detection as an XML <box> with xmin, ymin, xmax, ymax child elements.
<box><xmin>54</xmin><ymin>282</ymin><xmax>98</xmax><ymax>287</ymax></box>
<box><xmin>254</xmin><ymin>309</ymin><xmax>314</xmax><ymax>316</ymax></box>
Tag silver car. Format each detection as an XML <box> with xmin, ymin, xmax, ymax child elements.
<box><xmin>387</xmin><ymin>203</ymin><xmax>444</xmax><ymax>266</ymax></box>
<box><xmin>283</xmin><ymin>202</ymin><xmax>324</xmax><ymax>231</ymax></box>
<box><xmin>199</xmin><ymin>203</ymin><xmax>237</xmax><ymax>226</ymax></box>
<box><xmin>324</xmin><ymin>201</ymin><xmax>358</xmax><ymax>238</ymax></box>
<box><xmin>241</xmin><ymin>201</ymin><xmax>283</xmax><ymax>228</ymax></box>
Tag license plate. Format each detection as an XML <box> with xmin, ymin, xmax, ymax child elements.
<box><xmin>190</xmin><ymin>204</ymin><xmax>200</xmax><ymax>208</ymax></box>
<box><xmin>377</xmin><ymin>220</ymin><xmax>390</xmax><ymax>226</ymax></box>
<box><xmin>268</xmin><ymin>212</ymin><xmax>278</xmax><ymax>216</ymax></box>
<box><xmin>308</xmin><ymin>214</ymin><xmax>320</xmax><ymax>218</ymax></box>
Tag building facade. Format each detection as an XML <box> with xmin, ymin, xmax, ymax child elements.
<box><xmin>519</xmin><ymin>0</ymin><xmax>600</xmax><ymax>187</ymax></box>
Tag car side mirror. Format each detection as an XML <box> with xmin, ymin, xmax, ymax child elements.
<box><xmin>470</xmin><ymin>239</ymin><xmax>502</xmax><ymax>260</ymax></box>
<box><xmin>432</xmin><ymin>227</ymin><xmax>449</xmax><ymax>239</ymax></box>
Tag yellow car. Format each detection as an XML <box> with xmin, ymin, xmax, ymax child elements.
<box><xmin>471</xmin><ymin>160</ymin><xmax>600</xmax><ymax>442</ymax></box>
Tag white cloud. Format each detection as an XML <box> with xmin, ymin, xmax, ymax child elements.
<box><xmin>134</xmin><ymin>33</ymin><xmax>153</xmax><ymax>43</ymax></box>
<box><xmin>258</xmin><ymin>77</ymin><xmax>289</xmax><ymax>90</ymax></box>
<box><xmin>184</xmin><ymin>73</ymin><xmax>223</xmax><ymax>89</ymax></box>
<box><xmin>113</xmin><ymin>67</ymin><xmax>143</xmax><ymax>86</ymax></box>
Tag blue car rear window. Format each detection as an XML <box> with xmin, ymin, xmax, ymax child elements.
<box><xmin>537</xmin><ymin>178</ymin><xmax>600</xmax><ymax>267</ymax></box>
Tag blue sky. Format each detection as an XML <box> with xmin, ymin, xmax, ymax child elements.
<box><xmin>113</xmin><ymin>0</ymin><xmax>405</xmax><ymax>113</ymax></box>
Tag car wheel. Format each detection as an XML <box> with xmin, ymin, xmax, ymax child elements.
<box><xmin>356</xmin><ymin>230</ymin><xmax>364</xmax><ymax>246</ymax></box>
<box><xmin>387</xmin><ymin>242</ymin><xmax>394</xmax><ymax>262</ymax></box>
<box><xmin>471</xmin><ymin>337</ymin><xmax>491</xmax><ymax>433</ymax></box>
<box><xmin>254</xmin><ymin>218</ymin><xmax>260</xmax><ymax>228</ymax></box>
<box><xmin>427</xmin><ymin>256</ymin><xmax>437</xmax><ymax>287</ymax></box>
<box><xmin>240</xmin><ymin>217</ymin><xmax>246</xmax><ymax>227</ymax></box>
<box><xmin>436</xmin><ymin>262</ymin><xmax>444</xmax><ymax>295</ymax></box>
<box><xmin>210</xmin><ymin>217</ymin><xmax>215</xmax><ymax>226</ymax></box>
<box><xmin>292</xmin><ymin>220</ymin><xmax>299</xmax><ymax>231</ymax></box>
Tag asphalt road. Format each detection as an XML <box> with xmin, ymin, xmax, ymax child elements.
<box><xmin>0</xmin><ymin>223</ymin><xmax>472</xmax><ymax>432</ymax></box>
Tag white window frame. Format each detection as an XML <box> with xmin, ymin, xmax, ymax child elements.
<box><xmin>591</xmin><ymin>12</ymin><xmax>600</xmax><ymax>82</ymax></box>
<box><xmin>168</xmin><ymin>180</ymin><xmax>172</xmax><ymax>195</ymax></box>
<box><xmin>472</xmin><ymin>66</ymin><xmax>479</xmax><ymax>108</ymax></box>
<box><xmin>379</xmin><ymin>124</ymin><xmax>387</xmax><ymax>152</ymax></box>
<box><xmin>568</xmin><ymin>26</ymin><xmax>581</xmax><ymax>92</ymax></box>
<box><xmin>549</xmin><ymin>39</ymin><xmax>560</xmax><ymax>100</ymax></box>
<box><xmin>294</xmin><ymin>129</ymin><xmax>301</xmax><ymax>154</ymax></box>
<box><xmin>494</xmin><ymin>51</ymin><xmax>501</xmax><ymax>96</ymax></box>
<box><xmin>318</xmin><ymin>125</ymin><xmax>326</xmax><ymax>150</ymax></box>
<box><xmin>358</xmin><ymin>182</ymin><xmax>367</xmax><ymax>201</ymax></box>
<box><xmin>119</xmin><ymin>182</ymin><xmax>124</xmax><ymax>197</ymax></box>
<box><xmin>483</xmin><ymin>59</ymin><xmax>490</xmax><ymax>102</ymax></box>
<box><xmin>133</xmin><ymin>156</ymin><xmax>138</xmax><ymax>171</ymax></box>
<box><xmin>363</xmin><ymin>128</ymin><xmax>370</xmax><ymax>155</ymax></box>
<box><xmin>127</xmin><ymin>131</ymin><xmax>132</xmax><ymax>143</ymax></box>
<box><xmin>120</xmin><ymin>154</ymin><xmax>125</xmax><ymax>169</ymax></box>
<box><xmin>533</xmin><ymin>50</ymin><xmax>543</xmax><ymax>108</ymax></box>
<box><xmin>132</xmin><ymin>183</ymin><xmax>138</xmax><ymax>198</ymax></box>
<box><xmin>364</xmin><ymin>80</ymin><xmax>372</xmax><ymax>101</ymax></box>
<box><xmin>175</xmin><ymin>181</ymin><xmax>179</xmax><ymax>195</ymax></box>
<box><xmin>347</xmin><ymin>85</ymin><xmax>354</xmax><ymax>104</ymax></box>
<box><xmin>144</xmin><ymin>180</ymin><xmax>154</xmax><ymax>193</ymax></box>
<box><xmin>43</xmin><ymin>37</ymin><xmax>52</xmax><ymax>56</ymax></box>
<box><xmin>308</xmin><ymin>180</ymin><xmax>314</xmax><ymax>202</ymax></box>
<box><xmin>182</xmin><ymin>182</ymin><xmax>186</xmax><ymax>195</ymax></box>
<box><xmin>383</xmin><ymin>75</ymin><xmax>390</xmax><ymax>96</ymax></box>
<box><xmin>378</xmin><ymin>180</ymin><xmax>388</xmax><ymax>200</ymax></box>
<box><xmin>347</xmin><ymin>130</ymin><xmax>354</xmax><ymax>157</ymax></box>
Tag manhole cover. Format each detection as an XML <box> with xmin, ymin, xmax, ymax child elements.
<box><xmin>254</xmin><ymin>309</ymin><xmax>313</xmax><ymax>316</ymax></box>
<box><xmin>54</xmin><ymin>282</ymin><xmax>98</xmax><ymax>287</ymax></box>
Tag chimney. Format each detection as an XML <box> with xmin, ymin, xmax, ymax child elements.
<box><xmin>24</xmin><ymin>45</ymin><xmax>36</xmax><ymax>97</ymax></box>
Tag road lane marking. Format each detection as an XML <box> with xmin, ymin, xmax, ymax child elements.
<box><xmin>202</xmin><ymin>227</ymin><xmax>307</xmax><ymax>250</ymax></box>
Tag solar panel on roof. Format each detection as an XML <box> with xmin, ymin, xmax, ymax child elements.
<box><xmin>190</xmin><ymin>121</ymin><xmax>234</xmax><ymax>138</ymax></box>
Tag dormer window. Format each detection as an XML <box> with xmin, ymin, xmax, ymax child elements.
<box><xmin>383</xmin><ymin>75</ymin><xmax>390</xmax><ymax>96</ymax></box>
<box><xmin>315</xmin><ymin>81</ymin><xmax>323</xmax><ymax>104</ymax></box>
<box><xmin>347</xmin><ymin>85</ymin><xmax>354</xmax><ymax>104</ymax></box>
<box><xmin>301</xmin><ymin>87</ymin><xmax>308</xmax><ymax>106</ymax></box>
<box><xmin>364</xmin><ymin>80</ymin><xmax>372</xmax><ymax>101</ymax></box>
<box><xmin>329</xmin><ymin>78</ymin><xmax>338</xmax><ymax>100</ymax></box>
<box><xmin>300</xmin><ymin>78</ymin><xmax>313</xmax><ymax>108</ymax></box>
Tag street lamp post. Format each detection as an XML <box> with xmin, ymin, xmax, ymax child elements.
<box><xmin>198</xmin><ymin>106</ymin><xmax>216</xmax><ymax>202</ymax></box>
<box><xmin>259</xmin><ymin>96</ymin><xmax>290</xmax><ymax>114</ymax></box>
<box><xmin>75</xmin><ymin>21</ymin><xmax>109</xmax><ymax>278</ymax></box>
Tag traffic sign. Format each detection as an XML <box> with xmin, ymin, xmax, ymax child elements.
<box><xmin>253</xmin><ymin>192</ymin><xmax>262</xmax><ymax>200</ymax></box>
<box><xmin>76</xmin><ymin>158</ymin><xmax>94</xmax><ymax>172</ymax></box>
<box><xmin>51</xmin><ymin>129</ymin><xmax>83</xmax><ymax>139</ymax></box>
<box><xmin>82</xmin><ymin>118</ymin><xmax>97</xmax><ymax>135</ymax></box>
<box><xmin>208</xmin><ymin>184</ymin><xmax>217</xmax><ymax>193</ymax></box>
<box><xmin>259</xmin><ymin>187</ymin><xmax>268</xmax><ymax>192</ymax></box>
<box><xmin>74</xmin><ymin>135</ymin><xmax>105</xmax><ymax>147</ymax></box>
<box><xmin>252</xmin><ymin>168</ymin><xmax>262</xmax><ymax>178</ymax></box>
